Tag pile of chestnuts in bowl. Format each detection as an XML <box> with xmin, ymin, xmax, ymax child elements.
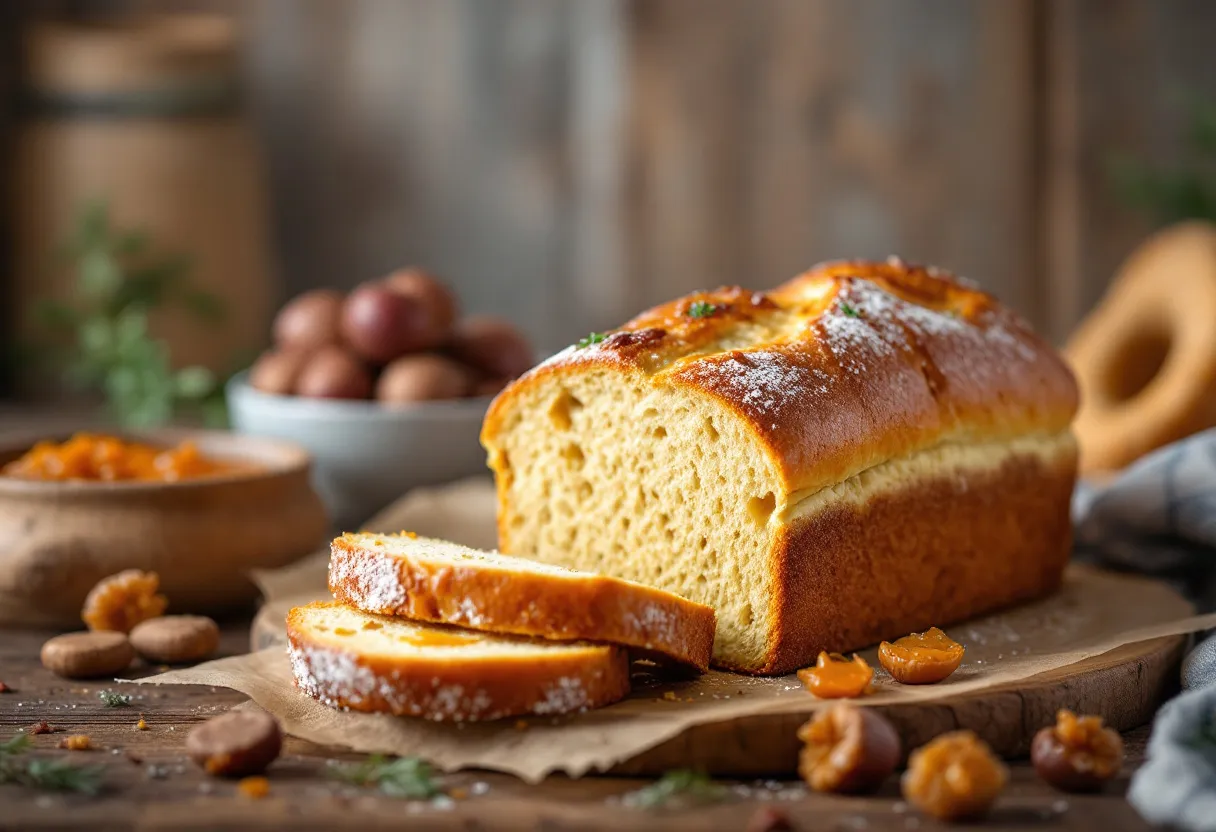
<box><xmin>248</xmin><ymin>268</ymin><xmax>534</xmax><ymax>405</ymax></box>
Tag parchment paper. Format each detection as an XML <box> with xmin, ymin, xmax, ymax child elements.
<box><xmin>138</xmin><ymin>479</ymin><xmax>1216</xmax><ymax>782</ymax></box>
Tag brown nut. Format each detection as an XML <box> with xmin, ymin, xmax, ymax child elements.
<box><xmin>129</xmin><ymin>615</ymin><xmax>220</xmax><ymax>664</ymax></box>
<box><xmin>187</xmin><ymin>709</ymin><xmax>282</xmax><ymax>778</ymax></box>
<box><xmin>41</xmin><ymin>631</ymin><xmax>135</xmax><ymax>679</ymax></box>
<box><xmin>878</xmin><ymin>627</ymin><xmax>965</xmax><ymax>685</ymax></box>
<box><xmin>249</xmin><ymin>348</ymin><xmax>312</xmax><ymax>396</ymax></box>
<box><xmin>295</xmin><ymin>346</ymin><xmax>373</xmax><ymax>400</ymax></box>
<box><xmin>273</xmin><ymin>289</ymin><xmax>344</xmax><ymax>351</ymax></box>
<box><xmin>1031</xmin><ymin>709</ymin><xmax>1123</xmax><ymax>793</ymax></box>
<box><xmin>471</xmin><ymin>375</ymin><xmax>511</xmax><ymax>398</ymax></box>
<box><xmin>745</xmin><ymin>806</ymin><xmax>794</xmax><ymax>832</ymax></box>
<box><xmin>375</xmin><ymin>354</ymin><xmax>473</xmax><ymax>403</ymax></box>
<box><xmin>343</xmin><ymin>280</ymin><xmax>445</xmax><ymax>362</ymax></box>
<box><xmin>797</xmin><ymin>703</ymin><xmax>900</xmax><ymax>794</ymax></box>
<box><xmin>447</xmin><ymin>316</ymin><xmax>534</xmax><ymax>379</ymax></box>
<box><xmin>383</xmin><ymin>268</ymin><xmax>458</xmax><ymax>347</ymax></box>
<box><xmin>82</xmin><ymin>569</ymin><xmax>168</xmax><ymax>633</ymax></box>
<box><xmin>901</xmin><ymin>730</ymin><xmax>1007</xmax><ymax>822</ymax></box>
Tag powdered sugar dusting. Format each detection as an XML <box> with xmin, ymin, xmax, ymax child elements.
<box><xmin>289</xmin><ymin>634</ymin><xmax>617</xmax><ymax>721</ymax></box>
<box><xmin>532</xmin><ymin>676</ymin><xmax>590</xmax><ymax>715</ymax></box>
<box><xmin>329</xmin><ymin>549</ymin><xmax>407</xmax><ymax>611</ymax></box>
<box><xmin>685</xmin><ymin>351</ymin><xmax>831</xmax><ymax>419</ymax></box>
<box><xmin>331</xmin><ymin>535</ymin><xmax>712</xmax><ymax>668</ymax></box>
<box><xmin>625</xmin><ymin>602</ymin><xmax>679</xmax><ymax>649</ymax></box>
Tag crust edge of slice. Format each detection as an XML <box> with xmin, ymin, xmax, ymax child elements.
<box><xmin>328</xmin><ymin>533</ymin><xmax>716</xmax><ymax>672</ymax></box>
<box><xmin>286</xmin><ymin>602</ymin><xmax>631</xmax><ymax>721</ymax></box>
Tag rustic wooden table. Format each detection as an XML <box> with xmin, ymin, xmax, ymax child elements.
<box><xmin>0</xmin><ymin>621</ymin><xmax>1161</xmax><ymax>831</ymax></box>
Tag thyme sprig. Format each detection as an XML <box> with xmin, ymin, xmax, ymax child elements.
<box><xmin>328</xmin><ymin>754</ymin><xmax>440</xmax><ymax>799</ymax></box>
<box><xmin>0</xmin><ymin>734</ymin><xmax>104</xmax><ymax>795</ymax></box>
<box><xmin>623</xmin><ymin>769</ymin><xmax>727</xmax><ymax>809</ymax></box>
<box><xmin>97</xmin><ymin>690</ymin><xmax>132</xmax><ymax>708</ymax></box>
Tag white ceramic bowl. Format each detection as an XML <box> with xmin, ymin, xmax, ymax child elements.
<box><xmin>226</xmin><ymin>372</ymin><xmax>492</xmax><ymax>530</ymax></box>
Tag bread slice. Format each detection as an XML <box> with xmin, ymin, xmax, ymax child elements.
<box><xmin>482</xmin><ymin>258</ymin><xmax>1079</xmax><ymax>674</ymax></box>
<box><xmin>328</xmin><ymin>532</ymin><xmax>715</xmax><ymax>671</ymax></box>
<box><xmin>287</xmin><ymin>602</ymin><xmax>630</xmax><ymax>720</ymax></box>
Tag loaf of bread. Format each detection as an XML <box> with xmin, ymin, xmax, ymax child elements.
<box><xmin>482</xmin><ymin>259</ymin><xmax>1079</xmax><ymax>674</ymax></box>
<box><xmin>329</xmin><ymin>532</ymin><xmax>716</xmax><ymax>670</ymax></box>
<box><xmin>287</xmin><ymin>602</ymin><xmax>630</xmax><ymax>720</ymax></box>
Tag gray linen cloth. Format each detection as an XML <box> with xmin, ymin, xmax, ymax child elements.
<box><xmin>1073</xmin><ymin>429</ymin><xmax>1216</xmax><ymax>830</ymax></box>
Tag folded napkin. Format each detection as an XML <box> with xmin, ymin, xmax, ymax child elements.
<box><xmin>1074</xmin><ymin>430</ymin><xmax>1216</xmax><ymax>831</ymax></box>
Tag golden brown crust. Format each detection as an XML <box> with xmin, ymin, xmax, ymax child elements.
<box><xmin>743</xmin><ymin>444</ymin><xmax>1077</xmax><ymax>675</ymax></box>
<box><xmin>327</xmin><ymin>534</ymin><xmax>716</xmax><ymax>671</ymax></box>
<box><xmin>484</xmin><ymin>258</ymin><xmax>1079</xmax><ymax>497</ymax></box>
<box><xmin>286</xmin><ymin>602</ymin><xmax>631</xmax><ymax>721</ymax></box>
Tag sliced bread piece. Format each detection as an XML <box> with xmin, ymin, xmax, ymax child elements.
<box><xmin>287</xmin><ymin>602</ymin><xmax>630</xmax><ymax>720</ymax></box>
<box><xmin>329</xmin><ymin>532</ymin><xmax>716</xmax><ymax>671</ymax></box>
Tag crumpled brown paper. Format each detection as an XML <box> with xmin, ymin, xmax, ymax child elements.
<box><xmin>138</xmin><ymin>478</ymin><xmax>1216</xmax><ymax>782</ymax></box>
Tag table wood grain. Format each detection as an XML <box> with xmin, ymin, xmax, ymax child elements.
<box><xmin>0</xmin><ymin>620</ymin><xmax>1160</xmax><ymax>831</ymax></box>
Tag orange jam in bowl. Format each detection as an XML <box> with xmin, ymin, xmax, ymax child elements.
<box><xmin>2</xmin><ymin>433</ymin><xmax>241</xmax><ymax>483</ymax></box>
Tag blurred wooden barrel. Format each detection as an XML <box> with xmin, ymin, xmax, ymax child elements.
<box><xmin>12</xmin><ymin>13</ymin><xmax>276</xmax><ymax>386</ymax></box>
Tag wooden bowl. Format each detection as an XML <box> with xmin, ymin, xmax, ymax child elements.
<box><xmin>0</xmin><ymin>429</ymin><xmax>329</xmax><ymax>628</ymax></box>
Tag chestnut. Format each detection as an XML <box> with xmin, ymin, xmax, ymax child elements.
<box><xmin>249</xmin><ymin>348</ymin><xmax>311</xmax><ymax>396</ymax></box>
<box><xmin>375</xmin><ymin>354</ymin><xmax>472</xmax><ymax>403</ymax></box>
<box><xmin>447</xmin><ymin>316</ymin><xmax>534</xmax><ymax>379</ymax></box>
<box><xmin>471</xmin><ymin>375</ymin><xmax>512</xmax><ymax>398</ymax></box>
<box><xmin>273</xmin><ymin>289</ymin><xmax>343</xmax><ymax>351</ymax></box>
<box><xmin>745</xmin><ymin>807</ymin><xmax>794</xmax><ymax>832</ymax></box>
<box><xmin>341</xmin><ymin>282</ymin><xmax>439</xmax><ymax>363</ymax></box>
<box><xmin>1030</xmin><ymin>710</ymin><xmax>1123</xmax><ymax>793</ymax></box>
<box><xmin>383</xmin><ymin>268</ymin><xmax>457</xmax><ymax>349</ymax></box>
<box><xmin>295</xmin><ymin>346</ymin><xmax>373</xmax><ymax>400</ymax></box>
<box><xmin>797</xmin><ymin>703</ymin><xmax>900</xmax><ymax>794</ymax></box>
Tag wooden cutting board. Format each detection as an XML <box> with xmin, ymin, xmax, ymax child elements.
<box><xmin>246</xmin><ymin>481</ymin><xmax>1194</xmax><ymax>777</ymax></box>
<box><xmin>251</xmin><ymin>596</ymin><xmax>1187</xmax><ymax>777</ymax></box>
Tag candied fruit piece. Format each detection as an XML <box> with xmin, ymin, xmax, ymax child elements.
<box><xmin>82</xmin><ymin>570</ymin><xmax>168</xmax><ymax>633</ymax></box>
<box><xmin>878</xmin><ymin>627</ymin><xmax>965</xmax><ymax>684</ymax></box>
<box><xmin>238</xmin><ymin>775</ymin><xmax>270</xmax><ymax>799</ymax></box>
<box><xmin>902</xmin><ymin>730</ymin><xmax>1007</xmax><ymax>821</ymax></box>
<box><xmin>797</xmin><ymin>652</ymin><xmax>874</xmax><ymax>699</ymax></box>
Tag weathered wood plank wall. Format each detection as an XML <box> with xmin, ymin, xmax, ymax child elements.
<box><xmin>1044</xmin><ymin>0</ymin><xmax>1216</xmax><ymax>342</ymax></box>
<box><xmin>245</xmin><ymin>0</ymin><xmax>1046</xmax><ymax>350</ymax></box>
<box><xmin>5</xmin><ymin>0</ymin><xmax>1215</xmax><ymax>372</ymax></box>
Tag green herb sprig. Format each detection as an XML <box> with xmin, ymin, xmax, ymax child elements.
<box><xmin>97</xmin><ymin>690</ymin><xmax>131</xmax><ymax>708</ymax></box>
<box><xmin>329</xmin><ymin>754</ymin><xmax>440</xmax><ymax>799</ymax></box>
<box><xmin>839</xmin><ymin>301</ymin><xmax>861</xmax><ymax>318</ymax></box>
<box><xmin>623</xmin><ymin>769</ymin><xmax>727</xmax><ymax>810</ymax></box>
<box><xmin>576</xmin><ymin>332</ymin><xmax>608</xmax><ymax>349</ymax></box>
<box><xmin>0</xmin><ymin>734</ymin><xmax>104</xmax><ymax>795</ymax></box>
<box><xmin>33</xmin><ymin>200</ymin><xmax>229</xmax><ymax>428</ymax></box>
<box><xmin>686</xmin><ymin>301</ymin><xmax>720</xmax><ymax>319</ymax></box>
